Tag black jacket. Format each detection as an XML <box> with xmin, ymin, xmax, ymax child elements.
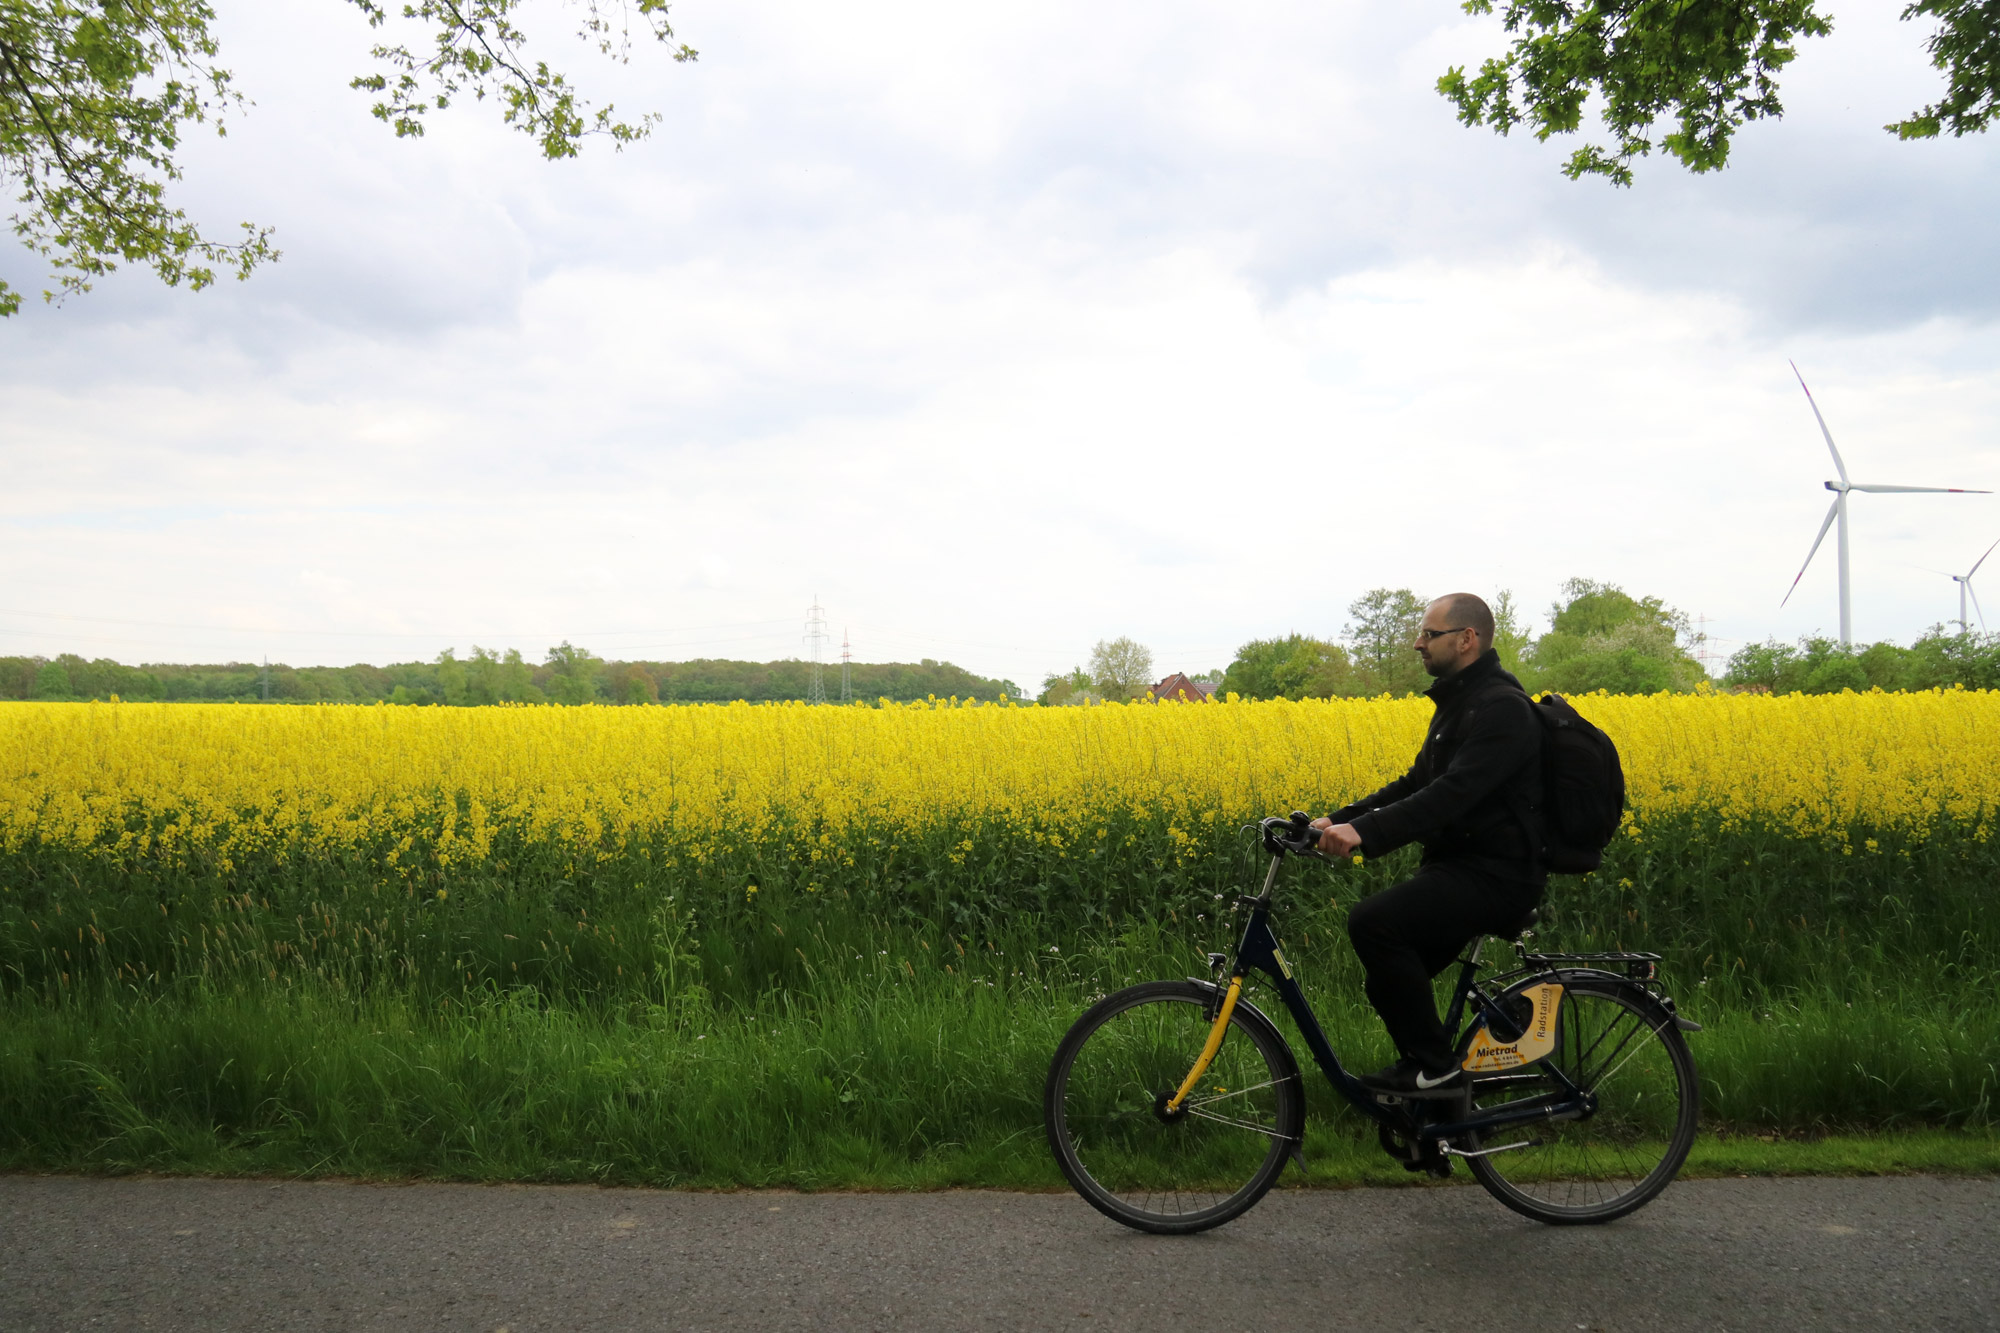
<box><xmin>1329</xmin><ymin>649</ymin><xmax>1544</xmax><ymax>878</ymax></box>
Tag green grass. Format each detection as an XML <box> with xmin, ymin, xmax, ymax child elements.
<box><xmin>3</xmin><ymin>814</ymin><xmax>1997</xmax><ymax>1185</ymax></box>
<box><xmin>3</xmin><ymin>957</ymin><xmax>1995</xmax><ymax>1186</ymax></box>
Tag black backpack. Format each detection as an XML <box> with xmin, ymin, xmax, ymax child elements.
<box><xmin>1530</xmin><ymin>694</ymin><xmax>1625</xmax><ymax>874</ymax></box>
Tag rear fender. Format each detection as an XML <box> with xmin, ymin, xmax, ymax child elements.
<box><xmin>1511</xmin><ymin>969</ymin><xmax>1696</xmax><ymax>1034</ymax></box>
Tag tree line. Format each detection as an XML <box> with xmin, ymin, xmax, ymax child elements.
<box><xmin>1200</xmin><ymin>581</ymin><xmax>1711</xmax><ymax>702</ymax></box>
<box><xmin>1722</xmin><ymin>631</ymin><xmax>2000</xmax><ymax>694</ymax></box>
<box><xmin>0</xmin><ymin>645</ymin><xmax>1019</xmax><ymax>706</ymax></box>
<box><xmin>1046</xmin><ymin>579</ymin><xmax>2000</xmax><ymax>704</ymax></box>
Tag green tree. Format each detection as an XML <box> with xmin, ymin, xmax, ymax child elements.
<box><xmin>1344</xmin><ymin>588</ymin><xmax>1430</xmax><ymax>696</ymax></box>
<box><xmin>1440</xmin><ymin>2</ymin><xmax>1997</xmax><ymax>186</ymax></box>
<box><xmin>1529</xmin><ymin>579</ymin><xmax>1705</xmax><ymax>694</ymax></box>
<box><xmin>433</xmin><ymin>648</ymin><xmax>467</xmax><ymax>705</ymax></box>
<box><xmin>543</xmin><ymin>640</ymin><xmax>602</xmax><ymax>705</ymax></box>
<box><xmin>1724</xmin><ymin>638</ymin><xmax>1809</xmax><ymax>693</ymax></box>
<box><xmin>1088</xmin><ymin>637</ymin><xmax>1155</xmax><ymax>702</ymax></box>
<box><xmin>1220</xmin><ymin>635</ymin><xmax>1359</xmax><ymax>701</ymax></box>
<box><xmin>1724</xmin><ymin>631</ymin><xmax>1995</xmax><ymax>693</ymax></box>
<box><xmin>1492</xmin><ymin>589</ymin><xmax>1532</xmax><ymax>678</ymax></box>
<box><xmin>0</xmin><ymin>1</ymin><xmax>695</xmax><ymax>315</ymax></box>
<box><xmin>0</xmin><ymin>657</ymin><xmax>36</xmax><ymax>698</ymax></box>
<box><xmin>611</xmin><ymin>662</ymin><xmax>658</xmax><ymax>705</ymax></box>
<box><xmin>1038</xmin><ymin>665</ymin><xmax>1096</xmax><ymax>706</ymax></box>
<box><xmin>465</xmin><ymin>645</ymin><xmax>542</xmax><ymax>704</ymax></box>
<box><xmin>1803</xmin><ymin>652</ymin><xmax>1870</xmax><ymax>693</ymax></box>
<box><xmin>1853</xmin><ymin>640</ymin><xmax>1918</xmax><ymax>690</ymax></box>
<box><xmin>30</xmin><ymin>659</ymin><xmax>70</xmax><ymax>698</ymax></box>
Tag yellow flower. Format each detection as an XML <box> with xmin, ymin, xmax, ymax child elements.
<box><xmin>2</xmin><ymin>690</ymin><xmax>1994</xmax><ymax>879</ymax></box>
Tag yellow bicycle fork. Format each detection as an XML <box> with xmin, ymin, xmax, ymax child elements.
<box><xmin>1166</xmin><ymin>975</ymin><xmax>1242</xmax><ymax>1112</ymax></box>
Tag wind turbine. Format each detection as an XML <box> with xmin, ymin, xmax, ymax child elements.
<box><xmin>1950</xmin><ymin>538</ymin><xmax>1999</xmax><ymax>634</ymax></box>
<box><xmin>1780</xmin><ymin>362</ymin><xmax>1990</xmax><ymax>647</ymax></box>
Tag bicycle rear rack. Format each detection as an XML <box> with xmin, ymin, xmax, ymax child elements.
<box><xmin>1519</xmin><ymin>950</ymin><xmax>1662</xmax><ymax>982</ymax></box>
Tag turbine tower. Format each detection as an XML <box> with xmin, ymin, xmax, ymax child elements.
<box><xmin>1781</xmin><ymin>362</ymin><xmax>1989</xmax><ymax>646</ymax></box>
<box><xmin>1951</xmin><ymin>538</ymin><xmax>1999</xmax><ymax>634</ymax></box>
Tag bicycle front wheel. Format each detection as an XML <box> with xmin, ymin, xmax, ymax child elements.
<box><xmin>1044</xmin><ymin>980</ymin><xmax>1304</xmax><ymax>1234</ymax></box>
<box><xmin>1464</xmin><ymin>978</ymin><xmax>1698</xmax><ymax>1225</ymax></box>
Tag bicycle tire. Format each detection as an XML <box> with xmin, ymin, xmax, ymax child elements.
<box><xmin>1462</xmin><ymin>977</ymin><xmax>1698</xmax><ymax>1225</ymax></box>
<box><xmin>1044</xmin><ymin>980</ymin><xmax>1304</xmax><ymax>1235</ymax></box>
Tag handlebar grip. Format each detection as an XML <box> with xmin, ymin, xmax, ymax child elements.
<box><xmin>1260</xmin><ymin>813</ymin><xmax>1328</xmax><ymax>859</ymax></box>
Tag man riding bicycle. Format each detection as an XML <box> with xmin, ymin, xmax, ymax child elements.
<box><xmin>1312</xmin><ymin>592</ymin><xmax>1544</xmax><ymax>1095</ymax></box>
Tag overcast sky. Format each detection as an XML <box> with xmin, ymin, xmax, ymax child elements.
<box><xmin>4</xmin><ymin>1</ymin><xmax>1998</xmax><ymax>688</ymax></box>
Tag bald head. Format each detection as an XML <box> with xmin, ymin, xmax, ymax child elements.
<box><xmin>1433</xmin><ymin>593</ymin><xmax>1495</xmax><ymax>651</ymax></box>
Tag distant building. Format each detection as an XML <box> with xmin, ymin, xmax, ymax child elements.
<box><xmin>1149</xmin><ymin>672</ymin><xmax>1213</xmax><ymax>703</ymax></box>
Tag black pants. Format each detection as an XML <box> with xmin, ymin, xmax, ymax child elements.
<box><xmin>1345</xmin><ymin>858</ymin><xmax>1543</xmax><ymax>1073</ymax></box>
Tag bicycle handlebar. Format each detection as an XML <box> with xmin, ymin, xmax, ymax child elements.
<box><xmin>1259</xmin><ymin>811</ymin><xmax>1329</xmax><ymax>860</ymax></box>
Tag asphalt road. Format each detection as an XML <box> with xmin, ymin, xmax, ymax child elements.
<box><xmin>2</xmin><ymin>1174</ymin><xmax>1995</xmax><ymax>1332</ymax></box>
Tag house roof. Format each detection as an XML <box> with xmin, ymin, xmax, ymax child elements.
<box><xmin>1149</xmin><ymin>672</ymin><xmax>1211</xmax><ymax>702</ymax></box>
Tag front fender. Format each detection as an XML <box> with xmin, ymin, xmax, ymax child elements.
<box><xmin>1182</xmin><ymin>976</ymin><xmax>1308</xmax><ymax>1165</ymax></box>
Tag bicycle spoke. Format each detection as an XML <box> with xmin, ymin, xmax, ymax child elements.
<box><xmin>1182</xmin><ymin>1075</ymin><xmax>1294</xmax><ymax>1110</ymax></box>
<box><xmin>1463</xmin><ymin>981</ymin><xmax>1697</xmax><ymax>1225</ymax></box>
<box><xmin>1183</xmin><ymin>1106</ymin><xmax>1290</xmax><ymax>1138</ymax></box>
<box><xmin>1573</xmin><ymin>1008</ymin><xmax>1649</xmax><ymax>1086</ymax></box>
<box><xmin>1046</xmin><ymin>982</ymin><xmax>1303</xmax><ymax>1233</ymax></box>
<box><xmin>1591</xmin><ymin>1014</ymin><xmax>1674</xmax><ymax>1091</ymax></box>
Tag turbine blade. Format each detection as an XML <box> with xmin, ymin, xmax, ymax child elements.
<box><xmin>1847</xmin><ymin>484</ymin><xmax>1991</xmax><ymax>494</ymax></box>
<box><xmin>1967</xmin><ymin>537</ymin><xmax>2000</xmax><ymax>580</ymax></box>
<box><xmin>1791</xmin><ymin>360</ymin><xmax>1849</xmax><ymax>484</ymax></box>
<box><xmin>1972</xmin><ymin>582</ymin><xmax>1988</xmax><ymax>633</ymax></box>
<box><xmin>1782</xmin><ymin>499</ymin><xmax>1841</xmax><ymax>608</ymax></box>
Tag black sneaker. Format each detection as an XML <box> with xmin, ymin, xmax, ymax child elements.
<box><xmin>1360</xmin><ymin>1057</ymin><xmax>1462</xmax><ymax>1095</ymax></box>
<box><xmin>1360</xmin><ymin>1057</ymin><xmax>1418</xmax><ymax>1088</ymax></box>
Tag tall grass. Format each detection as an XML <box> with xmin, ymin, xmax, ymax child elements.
<box><xmin>2</xmin><ymin>816</ymin><xmax>1996</xmax><ymax>1182</ymax></box>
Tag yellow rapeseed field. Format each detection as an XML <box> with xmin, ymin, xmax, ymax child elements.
<box><xmin>1</xmin><ymin>691</ymin><xmax>1995</xmax><ymax>873</ymax></box>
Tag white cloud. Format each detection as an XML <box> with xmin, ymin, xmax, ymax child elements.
<box><xmin>2</xmin><ymin>1</ymin><xmax>1996</xmax><ymax>684</ymax></box>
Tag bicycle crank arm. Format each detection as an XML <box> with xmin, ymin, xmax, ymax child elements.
<box><xmin>1439</xmin><ymin>1138</ymin><xmax>1541</xmax><ymax>1159</ymax></box>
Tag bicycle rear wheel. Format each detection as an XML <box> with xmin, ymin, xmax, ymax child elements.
<box><xmin>1463</xmin><ymin>977</ymin><xmax>1698</xmax><ymax>1224</ymax></box>
<box><xmin>1044</xmin><ymin>980</ymin><xmax>1304</xmax><ymax>1234</ymax></box>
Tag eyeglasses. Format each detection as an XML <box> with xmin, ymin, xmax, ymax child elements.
<box><xmin>1414</xmin><ymin>626</ymin><xmax>1469</xmax><ymax>642</ymax></box>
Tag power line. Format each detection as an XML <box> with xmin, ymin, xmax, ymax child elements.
<box><xmin>0</xmin><ymin>607</ymin><xmax>799</xmax><ymax>639</ymax></box>
<box><xmin>0</xmin><ymin>625</ymin><xmax>802</xmax><ymax>660</ymax></box>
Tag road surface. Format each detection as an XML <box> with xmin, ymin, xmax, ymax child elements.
<box><xmin>2</xmin><ymin>1174</ymin><xmax>1995</xmax><ymax>1331</ymax></box>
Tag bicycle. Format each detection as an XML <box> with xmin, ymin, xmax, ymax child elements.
<box><xmin>1043</xmin><ymin>812</ymin><xmax>1702</xmax><ymax>1233</ymax></box>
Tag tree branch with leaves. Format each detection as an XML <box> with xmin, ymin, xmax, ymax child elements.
<box><xmin>0</xmin><ymin>0</ymin><xmax>695</xmax><ymax>315</ymax></box>
<box><xmin>1440</xmin><ymin>1</ymin><xmax>1998</xmax><ymax>185</ymax></box>
<box><xmin>0</xmin><ymin>0</ymin><xmax>274</xmax><ymax>315</ymax></box>
<box><xmin>347</xmin><ymin>0</ymin><xmax>695</xmax><ymax>159</ymax></box>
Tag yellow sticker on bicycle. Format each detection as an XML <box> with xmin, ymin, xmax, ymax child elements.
<box><xmin>1461</xmin><ymin>983</ymin><xmax>1563</xmax><ymax>1072</ymax></box>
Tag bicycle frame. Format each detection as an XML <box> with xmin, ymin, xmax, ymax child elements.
<box><xmin>1196</xmin><ymin>852</ymin><xmax>1599</xmax><ymax>1145</ymax></box>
